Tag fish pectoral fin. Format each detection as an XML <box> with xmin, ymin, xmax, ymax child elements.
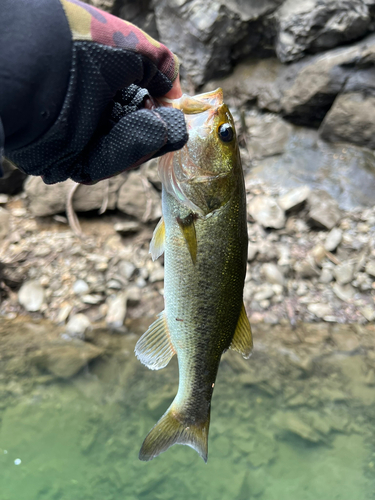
<box><xmin>230</xmin><ymin>303</ymin><xmax>253</xmax><ymax>359</ymax></box>
<box><xmin>150</xmin><ymin>217</ymin><xmax>165</xmax><ymax>261</ymax></box>
<box><xmin>177</xmin><ymin>214</ymin><xmax>197</xmax><ymax>264</ymax></box>
<box><xmin>135</xmin><ymin>311</ymin><xmax>175</xmax><ymax>370</ymax></box>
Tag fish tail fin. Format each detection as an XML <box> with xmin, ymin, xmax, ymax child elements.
<box><xmin>139</xmin><ymin>404</ymin><xmax>210</xmax><ymax>463</ymax></box>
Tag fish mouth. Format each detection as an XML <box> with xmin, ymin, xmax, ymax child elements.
<box><xmin>158</xmin><ymin>88</ymin><xmax>224</xmax><ymax>115</ymax></box>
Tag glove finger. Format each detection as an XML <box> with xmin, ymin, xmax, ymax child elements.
<box><xmin>152</xmin><ymin>107</ymin><xmax>188</xmax><ymax>158</ymax></box>
<box><xmin>71</xmin><ymin>107</ymin><xmax>186</xmax><ymax>183</ymax></box>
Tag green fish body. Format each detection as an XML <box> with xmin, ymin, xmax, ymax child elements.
<box><xmin>135</xmin><ymin>89</ymin><xmax>252</xmax><ymax>462</ymax></box>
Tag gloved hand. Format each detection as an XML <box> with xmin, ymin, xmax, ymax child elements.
<box><xmin>2</xmin><ymin>0</ymin><xmax>188</xmax><ymax>184</ymax></box>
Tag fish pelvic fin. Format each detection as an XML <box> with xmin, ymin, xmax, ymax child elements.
<box><xmin>135</xmin><ymin>311</ymin><xmax>175</xmax><ymax>370</ymax></box>
<box><xmin>149</xmin><ymin>217</ymin><xmax>165</xmax><ymax>261</ymax></box>
<box><xmin>177</xmin><ymin>214</ymin><xmax>197</xmax><ymax>264</ymax></box>
<box><xmin>139</xmin><ymin>404</ymin><xmax>210</xmax><ymax>463</ymax></box>
<box><xmin>230</xmin><ymin>303</ymin><xmax>253</xmax><ymax>359</ymax></box>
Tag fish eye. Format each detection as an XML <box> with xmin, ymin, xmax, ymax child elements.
<box><xmin>218</xmin><ymin>123</ymin><xmax>234</xmax><ymax>143</ymax></box>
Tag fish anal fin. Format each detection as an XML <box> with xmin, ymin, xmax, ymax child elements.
<box><xmin>150</xmin><ymin>217</ymin><xmax>165</xmax><ymax>261</ymax></box>
<box><xmin>230</xmin><ymin>303</ymin><xmax>253</xmax><ymax>359</ymax></box>
<box><xmin>139</xmin><ymin>403</ymin><xmax>210</xmax><ymax>463</ymax></box>
<box><xmin>135</xmin><ymin>312</ymin><xmax>175</xmax><ymax>370</ymax></box>
<box><xmin>177</xmin><ymin>214</ymin><xmax>197</xmax><ymax>264</ymax></box>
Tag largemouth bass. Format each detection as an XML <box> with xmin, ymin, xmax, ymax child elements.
<box><xmin>135</xmin><ymin>88</ymin><xmax>252</xmax><ymax>462</ymax></box>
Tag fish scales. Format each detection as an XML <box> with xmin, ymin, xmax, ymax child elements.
<box><xmin>135</xmin><ymin>88</ymin><xmax>252</xmax><ymax>462</ymax></box>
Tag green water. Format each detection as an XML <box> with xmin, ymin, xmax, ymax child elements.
<box><xmin>0</xmin><ymin>333</ymin><xmax>375</xmax><ymax>500</ymax></box>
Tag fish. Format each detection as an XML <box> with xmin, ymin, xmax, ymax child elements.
<box><xmin>135</xmin><ymin>88</ymin><xmax>252</xmax><ymax>462</ymax></box>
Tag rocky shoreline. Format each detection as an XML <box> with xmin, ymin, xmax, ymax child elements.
<box><xmin>0</xmin><ymin>155</ymin><xmax>374</xmax><ymax>336</ymax></box>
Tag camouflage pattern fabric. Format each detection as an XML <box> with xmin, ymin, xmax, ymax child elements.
<box><xmin>60</xmin><ymin>0</ymin><xmax>179</xmax><ymax>82</ymax></box>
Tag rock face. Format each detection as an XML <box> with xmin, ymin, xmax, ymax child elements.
<box><xmin>154</xmin><ymin>0</ymin><xmax>282</xmax><ymax>87</ymax></box>
<box><xmin>320</xmin><ymin>93</ymin><xmax>375</xmax><ymax>148</ymax></box>
<box><xmin>0</xmin><ymin>207</ymin><xmax>10</xmax><ymax>241</ymax></box>
<box><xmin>275</xmin><ymin>0</ymin><xmax>371</xmax><ymax>63</ymax></box>
<box><xmin>308</xmin><ymin>190</ymin><xmax>342</xmax><ymax>229</ymax></box>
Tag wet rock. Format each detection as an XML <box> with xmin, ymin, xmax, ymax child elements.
<box><xmin>65</xmin><ymin>314</ymin><xmax>91</xmax><ymax>338</ymax></box>
<box><xmin>0</xmin><ymin>207</ymin><xmax>10</xmax><ymax>241</ymax></box>
<box><xmin>254</xmin><ymin>284</ymin><xmax>275</xmax><ymax>302</ymax></box>
<box><xmin>360</xmin><ymin>305</ymin><xmax>375</xmax><ymax>322</ymax></box>
<box><xmin>261</xmin><ymin>263</ymin><xmax>285</xmax><ymax>286</ymax></box>
<box><xmin>311</xmin><ymin>244</ymin><xmax>327</xmax><ymax>266</ymax></box>
<box><xmin>320</xmin><ymin>93</ymin><xmax>375</xmax><ymax>149</ymax></box>
<box><xmin>154</xmin><ymin>0</ymin><xmax>281</xmax><ymax>87</ymax></box>
<box><xmin>18</xmin><ymin>280</ymin><xmax>45</xmax><ymax>312</ymax></box>
<box><xmin>204</xmin><ymin>58</ymin><xmax>286</xmax><ymax>112</ymax></box>
<box><xmin>365</xmin><ymin>369</ymin><xmax>375</xmax><ymax>386</ymax></box>
<box><xmin>31</xmin><ymin>339</ymin><xmax>103</xmax><ymax>379</ymax></box>
<box><xmin>331</xmin><ymin>328</ymin><xmax>360</xmax><ymax>352</ymax></box>
<box><xmin>25</xmin><ymin>177</ymin><xmax>122</xmax><ymax>216</ymax></box>
<box><xmin>73</xmin><ymin>279</ymin><xmax>90</xmax><ymax>295</ymax></box>
<box><xmin>334</xmin><ymin>262</ymin><xmax>354</xmax><ymax>285</ymax></box>
<box><xmin>278</xmin><ymin>186</ymin><xmax>311</xmax><ymax>211</ymax></box>
<box><xmin>275</xmin><ymin>0</ymin><xmax>370</xmax><ymax>63</ymax></box>
<box><xmin>281</xmin><ymin>48</ymin><xmax>358</xmax><ymax>125</ymax></box>
<box><xmin>81</xmin><ymin>294</ymin><xmax>103</xmax><ymax>305</ymax></box>
<box><xmin>126</xmin><ymin>285</ymin><xmax>141</xmax><ymax>304</ymax></box>
<box><xmin>248</xmin><ymin>196</ymin><xmax>285</xmax><ymax>229</ymax></box>
<box><xmin>247</xmin><ymin>242</ymin><xmax>258</xmax><ymax>261</ymax></box>
<box><xmin>332</xmin><ymin>283</ymin><xmax>356</xmax><ymax>301</ymax></box>
<box><xmin>319</xmin><ymin>268</ymin><xmax>334</xmax><ymax>284</ymax></box>
<box><xmin>365</xmin><ymin>260</ymin><xmax>375</xmax><ymax>278</ymax></box>
<box><xmin>117</xmin><ymin>172</ymin><xmax>161</xmax><ymax>221</ymax></box>
<box><xmin>324</xmin><ymin>227</ymin><xmax>343</xmax><ymax>252</ymax></box>
<box><xmin>272</xmin><ymin>411</ymin><xmax>324</xmax><ymax>443</ymax></box>
<box><xmin>114</xmin><ymin>221</ymin><xmax>142</xmax><ymax>235</ymax></box>
<box><xmin>107</xmin><ymin>279</ymin><xmax>122</xmax><ymax>290</ymax></box>
<box><xmin>302</xmin><ymin>323</ymin><xmax>331</xmax><ymax>344</ymax></box>
<box><xmin>307</xmin><ymin>303</ymin><xmax>333</xmax><ymax>319</ymax></box>
<box><xmin>245</xmin><ymin>114</ymin><xmax>293</xmax><ymax>159</ymax></box>
<box><xmin>294</xmin><ymin>256</ymin><xmax>320</xmax><ymax>278</ymax></box>
<box><xmin>308</xmin><ymin>190</ymin><xmax>342</xmax><ymax>229</ymax></box>
<box><xmin>238</xmin><ymin>468</ymin><xmax>267</xmax><ymax>499</ymax></box>
<box><xmin>119</xmin><ymin>260</ymin><xmax>136</xmax><ymax>280</ymax></box>
<box><xmin>106</xmin><ymin>292</ymin><xmax>127</xmax><ymax>329</ymax></box>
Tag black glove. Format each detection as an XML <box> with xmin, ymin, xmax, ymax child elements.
<box><xmin>1</xmin><ymin>0</ymin><xmax>188</xmax><ymax>184</ymax></box>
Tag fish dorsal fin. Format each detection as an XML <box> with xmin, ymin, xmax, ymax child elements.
<box><xmin>177</xmin><ymin>214</ymin><xmax>197</xmax><ymax>264</ymax></box>
<box><xmin>230</xmin><ymin>303</ymin><xmax>253</xmax><ymax>359</ymax></box>
<box><xmin>135</xmin><ymin>311</ymin><xmax>176</xmax><ymax>370</ymax></box>
<box><xmin>150</xmin><ymin>217</ymin><xmax>165</xmax><ymax>261</ymax></box>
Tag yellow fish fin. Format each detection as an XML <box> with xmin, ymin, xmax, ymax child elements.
<box><xmin>177</xmin><ymin>214</ymin><xmax>197</xmax><ymax>264</ymax></box>
<box><xmin>149</xmin><ymin>217</ymin><xmax>165</xmax><ymax>261</ymax></box>
<box><xmin>229</xmin><ymin>303</ymin><xmax>253</xmax><ymax>359</ymax></box>
<box><xmin>135</xmin><ymin>312</ymin><xmax>175</xmax><ymax>370</ymax></box>
<box><xmin>139</xmin><ymin>402</ymin><xmax>209</xmax><ymax>463</ymax></box>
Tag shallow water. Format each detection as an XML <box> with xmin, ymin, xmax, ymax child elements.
<box><xmin>1</xmin><ymin>326</ymin><xmax>375</xmax><ymax>500</ymax></box>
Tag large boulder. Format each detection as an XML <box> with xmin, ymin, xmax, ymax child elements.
<box><xmin>320</xmin><ymin>92</ymin><xmax>375</xmax><ymax>148</ymax></box>
<box><xmin>24</xmin><ymin>176</ymin><xmax>124</xmax><ymax>216</ymax></box>
<box><xmin>154</xmin><ymin>0</ymin><xmax>282</xmax><ymax>87</ymax></box>
<box><xmin>203</xmin><ymin>57</ymin><xmax>286</xmax><ymax>113</ymax></box>
<box><xmin>275</xmin><ymin>0</ymin><xmax>371</xmax><ymax>63</ymax></box>
<box><xmin>280</xmin><ymin>33</ymin><xmax>375</xmax><ymax>126</ymax></box>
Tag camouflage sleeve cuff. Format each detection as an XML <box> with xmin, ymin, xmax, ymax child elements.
<box><xmin>59</xmin><ymin>0</ymin><xmax>179</xmax><ymax>83</ymax></box>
